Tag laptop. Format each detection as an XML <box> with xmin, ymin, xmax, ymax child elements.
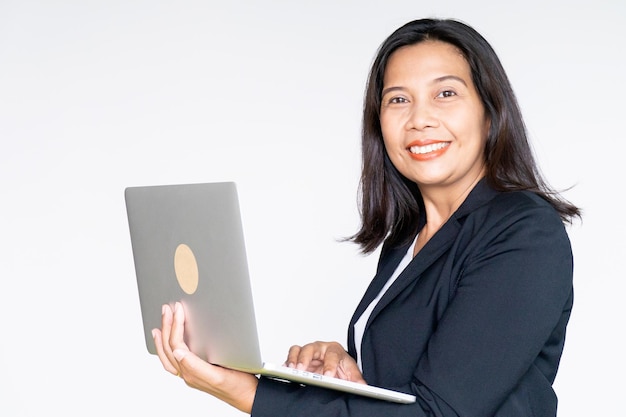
<box><xmin>125</xmin><ymin>181</ymin><xmax>416</xmax><ymax>404</ymax></box>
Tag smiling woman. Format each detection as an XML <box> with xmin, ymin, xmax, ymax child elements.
<box><xmin>152</xmin><ymin>18</ymin><xmax>581</xmax><ymax>417</ymax></box>
<box><xmin>354</xmin><ymin>19</ymin><xmax>580</xmax><ymax>255</ymax></box>
<box><xmin>377</xmin><ymin>40</ymin><xmax>491</xmax><ymax>254</ymax></box>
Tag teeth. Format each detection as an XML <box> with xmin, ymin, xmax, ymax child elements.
<box><xmin>409</xmin><ymin>142</ymin><xmax>449</xmax><ymax>154</ymax></box>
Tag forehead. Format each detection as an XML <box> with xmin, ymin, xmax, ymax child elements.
<box><xmin>384</xmin><ymin>40</ymin><xmax>471</xmax><ymax>83</ymax></box>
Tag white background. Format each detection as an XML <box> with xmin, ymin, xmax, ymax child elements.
<box><xmin>1</xmin><ymin>1</ymin><xmax>623</xmax><ymax>415</ymax></box>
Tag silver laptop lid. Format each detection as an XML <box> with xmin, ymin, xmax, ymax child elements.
<box><xmin>125</xmin><ymin>182</ymin><xmax>263</xmax><ymax>372</ymax></box>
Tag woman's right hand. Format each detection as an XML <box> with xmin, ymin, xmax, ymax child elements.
<box><xmin>285</xmin><ymin>341</ymin><xmax>366</xmax><ymax>384</ymax></box>
<box><xmin>153</xmin><ymin>302</ymin><xmax>259</xmax><ymax>414</ymax></box>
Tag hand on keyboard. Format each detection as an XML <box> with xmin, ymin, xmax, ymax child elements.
<box><xmin>285</xmin><ymin>341</ymin><xmax>366</xmax><ymax>384</ymax></box>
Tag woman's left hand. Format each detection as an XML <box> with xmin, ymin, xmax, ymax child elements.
<box><xmin>285</xmin><ymin>341</ymin><xmax>366</xmax><ymax>384</ymax></box>
<box><xmin>152</xmin><ymin>302</ymin><xmax>259</xmax><ymax>414</ymax></box>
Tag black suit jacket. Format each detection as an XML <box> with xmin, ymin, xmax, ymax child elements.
<box><xmin>252</xmin><ymin>180</ymin><xmax>574</xmax><ymax>417</ymax></box>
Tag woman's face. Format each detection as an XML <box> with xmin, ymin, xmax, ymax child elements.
<box><xmin>380</xmin><ymin>40</ymin><xmax>489</xmax><ymax>193</ymax></box>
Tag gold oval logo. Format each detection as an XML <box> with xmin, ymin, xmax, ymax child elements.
<box><xmin>174</xmin><ymin>243</ymin><xmax>199</xmax><ymax>295</ymax></box>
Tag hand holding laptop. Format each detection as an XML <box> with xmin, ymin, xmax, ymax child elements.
<box><xmin>153</xmin><ymin>302</ymin><xmax>259</xmax><ymax>414</ymax></box>
<box><xmin>125</xmin><ymin>182</ymin><xmax>415</xmax><ymax>405</ymax></box>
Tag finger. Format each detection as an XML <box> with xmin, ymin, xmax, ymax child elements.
<box><xmin>321</xmin><ymin>348</ymin><xmax>342</xmax><ymax>377</ymax></box>
<box><xmin>169</xmin><ymin>302</ymin><xmax>187</xmax><ymax>351</ymax></box>
<box><xmin>320</xmin><ymin>342</ymin><xmax>350</xmax><ymax>377</ymax></box>
<box><xmin>285</xmin><ymin>345</ymin><xmax>302</xmax><ymax>368</ymax></box>
<box><xmin>293</xmin><ymin>342</ymin><xmax>320</xmax><ymax>370</ymax></box>
<box><xmin>160</xmin><ymin>304</ymin><xmax>179</xmax><ymax>373</ymax></box>
<box><xmin>172</xmin><ymin>347</ymin><xmax>191</xmax><ymax>380</ymax></box>
<box><xmin>337</xmin><ymin>358</ymin><xmax>367</xmax><ymax>384</ymax></box>
<box><xmin>296</xmin><ymin>341</ymin><xmax>333</xmax><ymax>372</ymax></box>
<box><xmin>152</xmin><ymin>328</ymin><xmax>178</xmax><ymax>375</ymax></box>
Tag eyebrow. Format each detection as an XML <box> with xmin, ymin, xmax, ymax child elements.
<box><xmin>434</xmin><ymin>75</ymin><xmax>468</xmax><ymax>86</ymax></box>
<box><xmin>381</xmin><ymin>75</ymin><xmax>469</xmax><ymax>97</ymax></box>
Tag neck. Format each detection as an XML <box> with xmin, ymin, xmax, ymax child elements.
<box><xmin>412</xmin><ymin>173</ymin><xmax>484</xmax><ymax>257</ymax></box>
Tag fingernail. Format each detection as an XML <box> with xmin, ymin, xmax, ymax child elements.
<box><xmin>173</xmin><ymin>349</ymin><xmax>188</xmax><ymax>361</ymax></box>
<box><xmin>151</xmin><ymin>329</ymin><xmax>157</xmax><ymax>339</ymax></box>
<box><xmin>162</xmin><ymin>305</ymin><xmax>167</xmax><ymax>315</ymax></box>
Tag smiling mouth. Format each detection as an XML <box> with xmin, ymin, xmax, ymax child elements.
<box><xmin>409</xmin><ymin>142</ymin><xmax>450</xmax><ymax>155</ymax></box>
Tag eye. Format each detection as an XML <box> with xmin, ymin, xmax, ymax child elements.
<box><xmin>388</xmin><ymin>96</ymin><xmax>409</xmax><ymax>104</ymax></box>
<box><xmin>437</xmin><ymin>90</ymin><xmax>457</xmax><ymax>98</ymax></box>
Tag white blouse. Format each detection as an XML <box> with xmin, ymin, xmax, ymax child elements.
<box><xmin>353</xmin><ymin>236</ymin><xmax>417</xmax><ymax>371</ymax></box>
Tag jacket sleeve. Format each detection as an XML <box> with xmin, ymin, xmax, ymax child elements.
<box><xmin>252</xmin><ymin>376</ymin><xmax>450</xmax><ymax>417</ymax></box>
<box><xmin>251</xmin><ymin>198</ymin><xmax>574</xmax><ymax>417</ymax></box>
<box><xmin>413</xmin><ymin>200</ymin><xmax>573</xmax><ymax>416</ymax></box>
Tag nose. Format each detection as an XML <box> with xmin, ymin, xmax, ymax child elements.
<box><xmin>405</xmin><ymin>101</ymin><xmax>438</xmax><ymax>130</ymax></box>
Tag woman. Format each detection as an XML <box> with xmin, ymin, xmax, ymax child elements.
<box><xmin>153</xmin><ymin>18</ymin><xmax>580</xmax><ymax>416</ymax></box>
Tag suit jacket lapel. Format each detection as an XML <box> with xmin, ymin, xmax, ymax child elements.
<box><xmin>350</xmin><ymin>243</ymin><xmax>409</xmax><ymax>322</ymax></box>
<box><xmin>367</xmin><ymin>217</ymin><xmax>460</xmax><ymax>323</ymax></box>
<box><xmin>347</xmin><ymin>179</ymin><xmax>499</xmax><ymax>356</ymax></box>
<box><xmin>347</xmin><ymin>227</ymin><xmax>458</xmax><ymax>356</ymax></box>
<box><xmin>367</xmin><ymin>180</ymin><xmax>498</xmax><ymax>323</ymax></box>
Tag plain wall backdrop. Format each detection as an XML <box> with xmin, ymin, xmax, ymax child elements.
<box><xmin>1</xmin><ymin>0</ymin><xmax>623</xmax><ymax>415</ymax></box>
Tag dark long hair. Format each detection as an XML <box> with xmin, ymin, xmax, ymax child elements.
<box><xmin>351</xmin><ymin>18</ymin><xmax>581</xmax><ymax>254</ymax></box>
